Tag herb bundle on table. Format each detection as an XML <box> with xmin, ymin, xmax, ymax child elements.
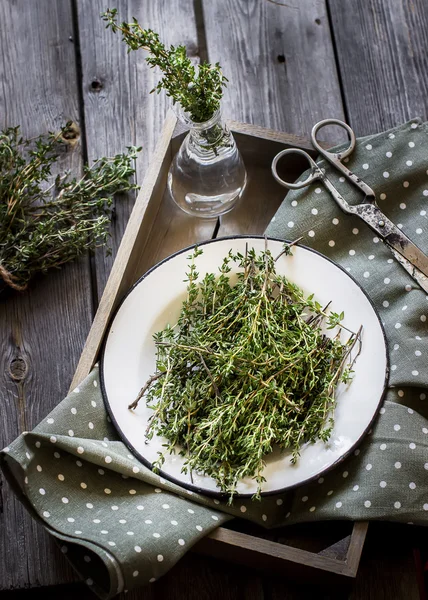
<box><xmin>130</xmin><ymin>243</ymin><xmax>361</xmax><ymax>500</ymax></box>
<box><xmin>0</xmin><ymin>123</ymin><xmax>139</xmax><ymax>291</ymax></box>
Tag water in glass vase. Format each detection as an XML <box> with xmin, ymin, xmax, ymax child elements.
<box><xmin>168</xmin><ymin>108</ymin><xmax>247</xmax><ymax>218</ymax></box>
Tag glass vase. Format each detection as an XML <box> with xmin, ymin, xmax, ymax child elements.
<box><xmin>167</xmin><ymin>107</ymin><xmax>247</xmax><ymax>218</ymax></box>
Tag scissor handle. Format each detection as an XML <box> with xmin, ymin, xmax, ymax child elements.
<box><xmin>311</xmin><ymin>118</ymin><xmax>375</xmax><ymax>200</ymax></box>
<box><xmin>271</xmin><ymin>148</ymin><xmax>323</xmax><ymax>190</ymax></box>
<box><xmin>311</xmin><ymin>118</ymin><xmax>356</xmax><ymax>160</ymax></box>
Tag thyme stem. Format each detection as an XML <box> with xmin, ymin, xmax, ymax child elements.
<box><xmin>129</xmin><ymin>371</ymin><xmax>166</xmax><ymax>410</ymax></box>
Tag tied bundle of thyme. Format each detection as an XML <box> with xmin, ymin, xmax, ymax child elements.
<box><xmin>131</xmin><ymin>243</ymin><xmax>362</xmax><ymax>500</ymax></box>
<box><xmin>0</xmin><ymin>123</ymin><xmax>139</xmax><ymax>291</ymax></box>
<box><xmin>102</xmin><ymin>8</ymin><xmax>227</xmax><ymax>124</ymax></box>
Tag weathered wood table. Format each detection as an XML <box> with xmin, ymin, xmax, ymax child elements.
<box><xmin>1</xmin><ymin>1</ymin><xmax>427</xmax><ymax>598</ymax></box>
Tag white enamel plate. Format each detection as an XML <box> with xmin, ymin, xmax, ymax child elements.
<box><xmin>101</xmin><ymin>236</ymin><xmax>388</xmax><ymax>497</ymax></box>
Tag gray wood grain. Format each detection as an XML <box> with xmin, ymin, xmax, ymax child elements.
<box><xmin>0</xmin><ymin>0</ymin><xmax>93</xmax><ymax>590</ymax></box>
<box><xmin>76</xmin><ymin>0</ymin><xmax>202</xmax><ymax>300</ymax></box>
<box><xmin>328</xmin><ymin>0</ymin><xmax>428</xmax><ymax>135</ymax></box>
<box><xmin>201</xmin><ymin>0</ymin><xmax>344</xmax><ymax>143</ymax></box>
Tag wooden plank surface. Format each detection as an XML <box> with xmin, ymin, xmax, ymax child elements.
<box><xmin>201</xmin><ymin>0</ymin><xmax>345</xmax><ymax>143</ymax></box>
<box><xmin>0</xmin><ymin>0</ymin><xmax>93</xmax><ymax>589</ymax></box>
<box><xmin>328</xmin><ymin>0</ymin><xmax>428</xmax><ymax>134</ymax></box>
<box><xmin>349</xmin><ymin>523</ymin><xmax>420</xmax><ymax>600</ymax></box>
<box><xmin>203</xmin><ymin>0</ymin><xmax>346</xmax><ymax>243</ymax></box>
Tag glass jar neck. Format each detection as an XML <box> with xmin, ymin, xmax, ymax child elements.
<box><xmin>177</xmin><ymin>106</ymin><xmax>226</xmax><ymax>149</ymax></box>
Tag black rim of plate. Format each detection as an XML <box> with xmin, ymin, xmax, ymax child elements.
<box><xmin>100</xmin><ymin>235</ymin><xmax>390</xmax><ymax>499</ymax></box>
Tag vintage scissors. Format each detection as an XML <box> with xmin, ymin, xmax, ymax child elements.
<box><xmin>271</xmin><ymin>118</ymin><xmax>428</xmax><ymax>293</ymax></box>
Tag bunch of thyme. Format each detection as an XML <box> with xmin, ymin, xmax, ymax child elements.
<box><xmin>131</xmin><ymin>243</ymin><xmax>362</xmax><ymax>501</ymax></box>
<box><xmin>102</xmin><ymin>8</ymin><xmax>227</xmax><ymax>124</ymax></box>
<box><xmin>0</xmin><ymin>123</ymin><xmax>139</xmax><ymax>291</ymax></box>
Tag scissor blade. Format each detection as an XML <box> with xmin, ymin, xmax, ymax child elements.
<box><xmin>383</xmin><ymin>229</ymin><xmax>428</xmax><ymax>279</ymax></box>
<box><xmin>354</xmin><ymin>204</ymin><xmax>428</xmax><ymax>292</ymax></box>
<box><xmin>387</xmin><ymin>246</ymin><xmax>428</xmax><ymax>294</ymax></box>
<box><xmin>355</xmin><ymin>204</ymin><xmax>428</xmax><ymax>279</ymax></box>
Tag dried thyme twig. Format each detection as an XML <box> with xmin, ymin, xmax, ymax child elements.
<box><xmin>130</xmin><ymin>243</ymin><xmax>362</xmax><ymax>501</ymax></box>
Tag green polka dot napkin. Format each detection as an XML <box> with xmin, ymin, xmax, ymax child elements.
<box><xmin>2</xmin><ymin>118</ymin><xmax>428</xmax><ymax>598</ymax></box>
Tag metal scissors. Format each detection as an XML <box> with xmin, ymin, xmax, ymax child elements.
<box><xmin>271</xmin><ymin>118</ymin><xmax>428</xmax><ymax>293</ymax></box>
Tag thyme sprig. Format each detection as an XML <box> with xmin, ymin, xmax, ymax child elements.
<box><xmin>102</xmin><ymin>8</ymin><xmax>227</xmax><ymax>123</ymax></box>
<box><xmin>131</xmin><ymin>243</ymin><xmax>362</xmax><ymax>501</ymax></box>
<box><xmin>0</xmin><ymin>123</ymin><xmax>140</xmax><ymax>290</ymax></box>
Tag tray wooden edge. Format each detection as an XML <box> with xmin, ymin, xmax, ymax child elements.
<box><xmin>70</xmin><ymin>110</ymin><xmax>369</xmax><ymax>580</ymax></box>
<box><xmin>228</xmin><ymin>120</ymin><xmax>315</xmax><ymax>150</ymax></box>
<box><xmin>70</xmin><ymin>109</ymin><xmax>178</xmax><ymax>391</ymax></box>
<box><xmin>195</xmin><ymin>520</ymin><xmax>369</xmax><ymax>581</ymax></box>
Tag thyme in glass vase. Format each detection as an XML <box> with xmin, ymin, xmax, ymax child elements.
<box><xmin>130</xmin><ymin>242</ymin><xmax>362</xmax><ymax>501</ymax></box>
<box><xmin>0</xmin><ymin>123</ymin><xmax>140</xmax><ymax>291</ymax></box>
<box><xmin>102</xmin><ymin>8</ymin><xmax>227</xmax><ymax>124</ymax></box>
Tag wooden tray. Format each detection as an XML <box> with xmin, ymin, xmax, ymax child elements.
<box><xmin>71</xmin><ymin>110</ymin><xmax>368</xmax><ymax>585</ymax></box>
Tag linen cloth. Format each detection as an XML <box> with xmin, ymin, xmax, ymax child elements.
<box><xmin>2</xmin><ymin>118</ymin><xmax>428</xmax><ymax>598</ymax></box>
